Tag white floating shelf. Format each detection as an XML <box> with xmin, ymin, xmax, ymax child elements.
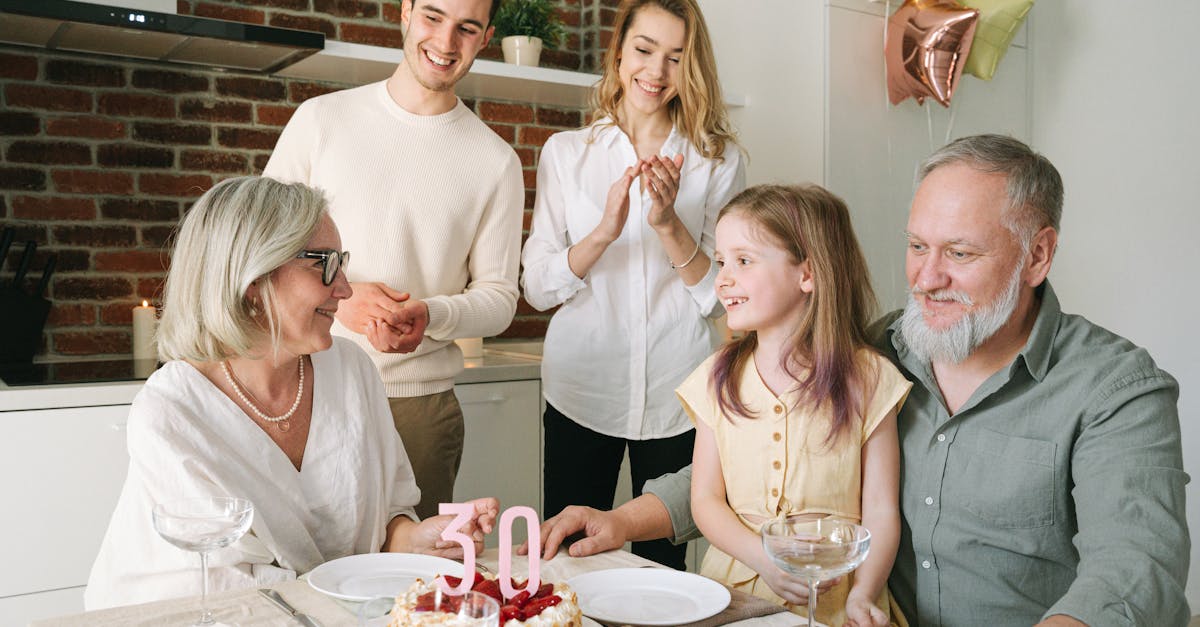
<box><xmin>275</xmin><ymin>40</ymin><xmax>743</xmax><ymax>109</ymax></box>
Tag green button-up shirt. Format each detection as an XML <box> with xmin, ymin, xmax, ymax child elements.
<box><xmin>879</xmin><ymin>282</ymin><xmax>1190</xmax><ymax>626</ymax></box>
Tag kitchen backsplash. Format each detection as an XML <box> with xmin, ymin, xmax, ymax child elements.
<box><xmin>0</xmin><ymin>0</ymin><xmax>621</xmax><ymax>360</ymax></box>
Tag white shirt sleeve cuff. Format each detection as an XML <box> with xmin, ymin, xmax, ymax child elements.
<box><xmin>545</xmin><ymin>247</ymin><xmax>589</xmax><ymax>302</ymax></box>
<box><xmin>684</xmin><ymin>261</ymin><xmax>721</xmax><ymax>318</ymax></box>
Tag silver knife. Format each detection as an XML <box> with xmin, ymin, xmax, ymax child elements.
<box><xmin>258</xmin><ymin>588</ymin><xmax>323</xmax><ymax>627</ymax></box>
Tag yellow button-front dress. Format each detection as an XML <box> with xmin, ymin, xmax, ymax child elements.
<box><xmin>677</xmin><ymin>350</ymin><xmax>912</xmax><ymax>627</ymax></box>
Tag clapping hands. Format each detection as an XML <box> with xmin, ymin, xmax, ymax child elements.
<box><xmin>593</xmin><ymin>154</ymin><xmax>686</xmax><ymax>245</ymax></box>
<box><xmin>642</xmin><ymin>154</ymin><xmax>684</xmax><ymax>230</ymax></box>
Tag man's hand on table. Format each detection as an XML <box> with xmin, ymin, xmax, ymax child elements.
<box><xmin>517</xmin><ymin>505</ymin><xmax>630</xmax><ymax>560</ymax></box>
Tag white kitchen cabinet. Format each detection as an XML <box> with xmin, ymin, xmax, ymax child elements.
<box><xmin>0</xmin><ymin>403</ymin><xmax>132</xmax><ymax>625</ymax></box>
<box><xmin>453</xmin><ymin>379</ymin><xmax>542</xmax><ymax>546</ymax></box>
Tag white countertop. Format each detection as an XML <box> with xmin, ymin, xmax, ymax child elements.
<box><xmin>0</xmin><ymin>343</ymin><xmax>541</xmax><ymax>412</ymax></box>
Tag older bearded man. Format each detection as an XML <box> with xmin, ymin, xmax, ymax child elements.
<box><xmin>878</xmin><ymin>134</ymin><xmax>1188</xmax><ymax>627</ymax></box>
<box><xmin>523</xmin><ymin>135</ymin><xmax>1190</xmax><ymax>627</ymax></box>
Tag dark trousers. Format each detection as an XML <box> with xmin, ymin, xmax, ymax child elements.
<box><xmin>542</xmin><ymin>403</ymin><xmax>695</xmax><ymax>570</ymax></box>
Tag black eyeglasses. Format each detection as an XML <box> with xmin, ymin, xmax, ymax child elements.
<box><xmin>295</xmin><ymin>249</ymin><xmax>350</xmax><ymax>285</ymax></box>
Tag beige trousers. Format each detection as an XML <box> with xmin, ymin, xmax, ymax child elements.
<box><xmin>388</xmin><ymin>390</ymin><xmax>464</xmax><ymax>520</ymax></box>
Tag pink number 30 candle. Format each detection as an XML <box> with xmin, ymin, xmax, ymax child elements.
<box><xmin>435</xmin><ymin>503</ymin><xmax>543</xmax><ymax>598</ymax></box>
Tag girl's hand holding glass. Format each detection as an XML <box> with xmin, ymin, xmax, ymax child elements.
<box><xmin>758</xmin><ymin>560</ymin><xmax>816</xmax><ymax>606</ymax></box>
<box><xmin>844</xmin><ymin>591</ymin><xmax>889</xmax><ymax>627</ymax></box>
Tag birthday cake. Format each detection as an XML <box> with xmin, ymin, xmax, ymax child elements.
<box><xmin>387</xmin><ymin>571</ymin><xmax>583</xmax><ymax>626</ymax></box>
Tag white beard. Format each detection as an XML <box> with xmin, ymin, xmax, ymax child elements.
<box><xmin>898</xmin><ymin>264</ymin><xmax>1023</xmax><ymax>364</ymax></box>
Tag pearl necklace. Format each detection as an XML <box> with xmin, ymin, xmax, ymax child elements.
<box><xmin>221</xmin><ymin>356</ymin><xmax>304</xmax><ymax>432</ymax></box>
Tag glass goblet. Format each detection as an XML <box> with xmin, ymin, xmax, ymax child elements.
<box><xmin>359</xmin><ymin>590</ymin><xmax>500</xmax><ymax>627</ymax></box>
<box><xmin>152</xmin><ymin>497</ymin><xmax>255</xmax><ymax>626</ymax></box>
<box><xmin>760</xmin><ymin>515</ymin><xmax>871</xmax><ymax>627</ymax></box>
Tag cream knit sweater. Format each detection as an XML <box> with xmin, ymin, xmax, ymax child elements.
<box><xmin>264</xmin><ymin>81</ymin><xmax>524</xmax><ymax>397</ymax></box>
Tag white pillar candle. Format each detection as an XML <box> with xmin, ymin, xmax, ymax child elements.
<box><xmin>132</xmin><ymin>300</ymin><xmax>157</xmax><ymax>361</ymax></box>
<box><xmin>455</xmin><ymin>337</ymin><xmax>484</xmax><ymax>359</ymax></box>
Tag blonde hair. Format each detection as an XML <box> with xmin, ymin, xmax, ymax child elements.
<box><xmin>591</xmin><ymin>0</ymin><xmax>737</xmax><ymax>161</ymax></box>
<box><xmin>710</xmin><ymin>185</ymin><xmax>878</xmax><ymax>445</ymax></box>
<box><xmin>157</xmin><ymin>176</ymin><xmax>327</xmax><ymax>363</ymax></box>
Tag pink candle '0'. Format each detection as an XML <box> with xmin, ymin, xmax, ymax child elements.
<box><xmin>499</xmin><ymin>506</ymin><xmax>540</xmax><ymax>598</ymax></box>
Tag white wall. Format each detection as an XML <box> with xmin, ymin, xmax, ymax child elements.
<box><xmin>1027</xmin><ymin>0</ymin><xmax>1200</xmax><ymax>607</ymax></box>
<box><xmin>698</xmin><ymin>0</ymin><xmax>824</xmax><ymax>187</ymax></box>
<box><xmin>700</xmin><ymin>0</ymin><xmax>1031</xmax><ymax>310</ymax></box>
<box><xmin>825</xmin><ymin>0</ymin><xmax>1030</xmax><ymax>309</ymax></box>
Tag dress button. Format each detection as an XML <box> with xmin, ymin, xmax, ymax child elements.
<box><xmin>771</xmin><ymin>488</ymin><xmax>779</xmax><ymax>497</ymax></box>
<box><xmin>772</xmin><ymin>460</ymin><xmax>782</xmax><ymax>470</ymax></box>
<box><xmin>772</xmin><ymin>432</ymin><xmax>782</xmax><ymax>442</ymax></box>
<box><xmin>773</xmin><ymin>405</ymin><xmax>783</xmax><ymax>414</ymax></box>
<box><xmin>924</xmin><ymin>496</ymin><xmax>934</xmax><ymax>505</ymax></box>
<box><xmin>937</xmin><ymin>433</ymin><xmax>947</xmax><ymax>442</ymax></box>
<box><xmin>922</xmin><ymin>560</ymin><xmax>931</xmax><ymax>569</ymax></box>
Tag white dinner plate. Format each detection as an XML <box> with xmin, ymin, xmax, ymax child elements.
<box><xmin>307</xmin><ymin>553</ymin><xmax>465</xmax><ymax>602</ymax></box>
<box><xmin>568</xmin><ymin>568</ymin><xmax>731</xmax><ymax>626</ymax></box>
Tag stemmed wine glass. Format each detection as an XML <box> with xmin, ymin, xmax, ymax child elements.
<box><xmin>358</xmin><ymin>590</ymin><xmax>500</xmax><ymax>627</ymax></box>
<box><xmin>760</xmin><ymin>515</ymin><xmax>871</xmax><ymax>627</ymax></box>
<box><xmin>153</xmin><ymin>497</ymin><xmax>255</xmax><ymax>626</ymax></box>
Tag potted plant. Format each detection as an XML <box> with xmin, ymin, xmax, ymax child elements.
<box><xmin>490</xmin><ymin>0</ymin><xmax>565</xmax><ymax>67</ymax></box>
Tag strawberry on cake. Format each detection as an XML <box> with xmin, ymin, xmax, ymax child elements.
<box><xmin>388</xmin><ymin>571</ymin><xmax>583</xmax><ymax>626</ymax></box>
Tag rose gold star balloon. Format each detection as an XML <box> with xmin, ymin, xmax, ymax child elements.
<box><xmin>886</xmin><ymin>0</ymin><xmax>980</xmax><ymax>107</ymax></box>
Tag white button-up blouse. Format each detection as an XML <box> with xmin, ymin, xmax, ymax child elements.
<box><xmin>521</xmin><ymin>120</ymin><xmax>745</xmax><ymax>439</ymax></box>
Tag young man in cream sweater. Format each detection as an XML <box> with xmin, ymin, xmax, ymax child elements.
<box><xmin>264</xmin><ymin>0</ymin><xmax>523</xmax><ymax>519</ymax></box>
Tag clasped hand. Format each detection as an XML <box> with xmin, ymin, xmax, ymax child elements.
<box><xmin>594</xmin><ymin>154</ymin><xmax>685</xmax><ymax>244</ymax></box>
<box><xmin>336</xmin><ymin>282</ymin><xmax>428</xmax><ymax>353</ymax></box>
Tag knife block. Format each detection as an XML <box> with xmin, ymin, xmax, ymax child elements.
<box><xmin>0</xmin><ymin>289</ymin><xmax>51</xmax><ymax>365</ymax></box>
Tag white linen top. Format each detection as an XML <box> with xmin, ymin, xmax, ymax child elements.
<box><xmin>84</xmin><ymin>338</ymin><xmax>420</xmax><ymax>610</ymax></box>
<box><xmin>521</xmin><ymin>121</ymin><xmax>745</xmax><ymax>439</ymax></box>
<box><xmin>264</xmin><ymin>81</ymin><xmax>524</xmax><ymax>397</ymax></box>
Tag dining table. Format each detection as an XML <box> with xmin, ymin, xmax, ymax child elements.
<box><xmin>31</xmin><ymin>547</ymin><xmax>807</xmax><ymax>627</ymax></box>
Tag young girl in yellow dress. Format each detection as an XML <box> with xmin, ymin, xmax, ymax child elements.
<box><xmin>684</xmin><ymin>185</ymin><xmax>911</xmax><ymax>626</ymax></box>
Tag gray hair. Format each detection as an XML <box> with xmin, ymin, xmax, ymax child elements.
<box><xmin>917</xmin><ymin>134</ymin><xmax>1064</xmax><ymax>250</ymax></box>
<box><xmin>157</xmin><ymin>176</ymin><xmax>328</xmax><ymax>363</ymax></box>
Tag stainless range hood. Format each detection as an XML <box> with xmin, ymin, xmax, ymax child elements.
<box><xmin>0</xmin><ymin>0</ymin><xmax>324</xmax><ymax>73</ymax></box>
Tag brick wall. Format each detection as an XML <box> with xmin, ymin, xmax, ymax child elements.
<box><xmin>0</xmin><ymin>0</ymin><xmax>621</xmax><ymax>360</ymax></box>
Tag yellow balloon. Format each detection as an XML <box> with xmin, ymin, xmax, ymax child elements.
<box><xmin>962</xmin><ymin>0</ymin><xmax>1034</xmax><ymax>81</ymax></box>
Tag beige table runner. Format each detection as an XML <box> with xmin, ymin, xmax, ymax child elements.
<box><xmin>29</xmin><ymin>579</ymin><xmax>355</xmax><ymax>627</ymax></box>
<box><xmin>35</xmin><ymin>549</ymin><xmax>800</xmax><ymax>627</ymax></box>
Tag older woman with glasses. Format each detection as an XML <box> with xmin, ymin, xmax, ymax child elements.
<box><xmin>85</xmin><ymin>176</ymin><xmax>497</xmax><ymax>610</ymax></box>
